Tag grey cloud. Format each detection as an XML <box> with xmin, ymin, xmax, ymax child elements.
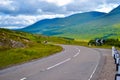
<box><xmin>0</xmin><ymin>0</ymin><xmax>120</xmax><ymax>29</ymax></box>
<box><xmin>0</xmin><ymin>0</ymin><xmax>17</xmax><ymax>14</ymax></box>
<box><xmin>0</xmin><ymin>0</ymin><xmax>72</xmax><ymax>16</ymax></box>
<box><xmin>0</xmin><ymin>0</ymin><xmax>66</xmax><ymax>15</ymax></box>
<box><xmin>106</xmin><ymin>0</ymin><xmax>120</xmax><ymax>4</ymax></box>
<box><xmin>0</xmin><ymin>15</ymin><xmax>27</xmax><ymax>29</ymax></box>
<box><xmin>65</xmin><ymin>0</ymin><xmax>120</xmax><ymax>13</ymax></box>
<box><xmin>0</xmin><ymin>0</ymin><xmax>119</xmax><ymax>16</ymax></box>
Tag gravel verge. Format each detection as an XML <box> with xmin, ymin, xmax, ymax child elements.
<box><xmin>96</xmin><ymin>49</ymin><xmax>116</xmax><ymax>80</ymax></box>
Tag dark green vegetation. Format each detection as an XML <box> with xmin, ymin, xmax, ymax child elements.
<box><xmin>20</xmin><ymin>5</ymin><xmax>120</xmax><ymax>40</ymax></box>
<box><xmin>104</xmin><ymin>39</ymin><xmax>120</xmax><ymax>47</ymax></box>
<box><xmin>88</xmin><ymin>38</ymin><xmax>120</xmax><ymax>47</ymax></box>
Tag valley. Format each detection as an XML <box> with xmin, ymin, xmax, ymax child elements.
<box><xmin>19</xmin><ymin>5</ymin><xmax>120</xmax><ymax>40</ymax></box>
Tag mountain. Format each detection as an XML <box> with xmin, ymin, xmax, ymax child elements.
<box><xmin>20</xmin><ymin>11</ymin><xmax>106</xmax><ymax>35</ymax></box>
<box><xmin>19</xmin><ymin>5</ymin><xmax>120</xmax><ymax>40</ymax></box>
<box><xmin>109</xmin><ymin>5</ymin><xmax>120</xmax><ymax>15</ymax></box>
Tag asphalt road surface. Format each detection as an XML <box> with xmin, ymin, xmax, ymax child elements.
<box><xmin>0</xmin><ymin>45</ymin><xmax>102</xmax><ymax>80</ymax></box>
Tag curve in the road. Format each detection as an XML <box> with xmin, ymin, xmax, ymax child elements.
<box><xmin>0</xmin><ymin>45</ymin><xmax>103</xmax><ymax>80</ymax></box>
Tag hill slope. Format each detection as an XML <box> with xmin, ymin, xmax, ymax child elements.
<box><xmin>0</xmin><ymin>28</ymin><xmax>90</xmax><ymax>69</ymax></box>
<box><xmin>0</xmin><ymin>28</ymin><xmax>63</xmax><ymax>69</ymax></box>
<box><xmin>19</xmin><ymin>5</ymin><xmax>120</xmax><ymax>40</ymax></box>
<box><xmin>20</xmin><ymin>12</ymin><xmax>106</xmax><ymax>36</ymax></box>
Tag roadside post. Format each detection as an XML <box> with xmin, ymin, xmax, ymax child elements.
<box><xmin>115</xmin><ymin>74</ymin><xmax>120</xmax><ymax>80</ymax></box>
<box><xmin>112</xmin><ymin>46</ymin><xmax>115</xmax><ymax>57</ymax></box>
<box><xmin>114</xmin><ymin>58</ymin><xmax>120</xmax><ymax>80</ymax></box>
<box><xmin>114</xmin><ymin>47</ymin><xmax>120</xmax><ymax>80</ymax></box>
<box><xmin>114</xmin><ymin>49</ymin><xmax>120</xmax><ymax>65</ymax></box>
<box><xmin>116</xmin><ymin>58</ymin><xmax>120</xmax><ymax>71</ymax></box>
<box><xmin>118</xmin><ymin>64</ymin><xmax>120</xmax><ymax>74</ymax></box>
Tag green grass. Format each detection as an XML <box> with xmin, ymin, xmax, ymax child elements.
<box><xmin>0</xmin><ymin>28</ymin><xmax>119</xmax><ymax>69</ymax></box>
<box><xmin>54</xmin><ymin>22</ymin><xmax>120</xmax><ymax>40</ymax></box>
<box><xmin>87</xmin><ymin>44</ymin><xmax>120</xmax><ymax>51</ymax></box>
<box><xmin>0</xmin><ymin>43</ymin><xmax>62</xmax><ymax>69</ymax></box>
<box><xmin>0</xmin><ymin>28</ymin><xmax>89</xmax><ymax>69</ymax></box>
<box><xmin>0</xmin><ymin>28</ymin><xmax>64</xmax><ymax>69</ymax></box>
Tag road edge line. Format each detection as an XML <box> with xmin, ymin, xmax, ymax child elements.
<box><xmin>88</xmin><ymin>49</ymin><xmax>105</xmax><ymax>80</ymax></box>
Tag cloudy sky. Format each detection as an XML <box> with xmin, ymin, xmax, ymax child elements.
<box><xmin>0</xmin><ymin>0</ymin><xmax>120</xmax><ymax>29</ymax></box>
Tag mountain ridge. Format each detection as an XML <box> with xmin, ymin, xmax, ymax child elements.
<box><xmin>19</xmin><ymin>5</ymin><xmax>120</xmax><ymax>40</ymax></box>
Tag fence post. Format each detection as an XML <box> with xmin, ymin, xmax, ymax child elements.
<box><xmin>115</xmin><ymin>74</ymin><xmax>120</xmax><ymax>80</ymax></box>
<box><xmin>114</xmin><ymin>47</ymin><xmax>120</xmax><ymax>80</ymax></box>
<box><xmin>112</xmin><ymin>46</ymin><xmax>115</xmax><ymax>57</ymax></box>
<box><xmin>116</xmin><ymin>58</ymin><xmax>120</xmax><ymax>71</ymax></box>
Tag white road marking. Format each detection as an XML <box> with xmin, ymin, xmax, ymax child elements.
<box><xmin>88</xmin><ymin>58</ymin><xmax>99</xmax><ymax>80</ymax></box>
<box><xmin>75</xmin><ymin>47</ymin><xmax>99</xmax><ymax>80</ymax></box>
<box><xmin>46</xmin><ymin>58</ymin><xmax>71</xmax><ymax>70</ymax></box>
<box><xmin>76</xmin><ymin>48</ymin><xmax>79</xmax><ymax>50</ymax></box>
<box><xmin>46</xmin><ymin>48</ymin><xmax>80</xmax><ymax>70</ymax></box>
<box><xmin>73</xmin><ymin>48</ymin><xmax>80</xmax><ymax>57</ymax></box>
<box><xmin>20</xmin><ymin>77</ymin><xmax>27</xmax><ymax>80</ymax></box>
<box><xmin>73</xmin><ymin>52</ymin><xmax>80</xmax><ymax>57</ymax></box>
<box><xmin>76</xmin><ymin>48</ymin><xmax>80</xmax><ymax>52</ymax></box>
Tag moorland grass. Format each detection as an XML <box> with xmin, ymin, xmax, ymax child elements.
<box><xmin>0</xmin><ymin>28</ymin><xmax>119</xmax><ymax>69</ymax></box>
<box><xmin>0</xmin><ymin>44</ymin><xmax>62</xmax><ymax>69</ymax></box>
<box><xmin>0</xmin><ymin>28</ymin><xmax>63</xmax><ymax>69</ymax></box>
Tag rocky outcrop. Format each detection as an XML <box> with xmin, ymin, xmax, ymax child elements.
<box><xmin>0</xmin><ymin>42</ymin><xmax>4</xmax><ymax>46</ymax></box>
<box><xmin>0</xmin><ymin>39</ymin><xmax>25</xmax><ymax>48</ymax></box>
<box><xmin>10</xmin><ymin>40</ymin><xmax>25</xmax><ymax>48</ymax></box>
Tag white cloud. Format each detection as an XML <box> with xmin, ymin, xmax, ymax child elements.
<box><xmin>0</xmin><ymin>14</ymin><xmax>65</xmax><ymax>29</ymax></box>
<box><xmin>0</xmin><ymin>26</ymin><xmax>20</xmax><ymax>29</ymax></box>
<box><xmin>0</xmin><ymin>0</ymin><xmax>12</xmax><ymax>5</ymax></box>
<box><xmin>0</xmin><ymin>0</ymin><xmax>17</xmax><ymax>14</ymax></box>
<box><xmin>45</xmin><ymin>0</ymin><xmax>73</xmax><ymax>6</ymax></box>
<box><xmin>95</xmin><ymin>4</ymin><xmax>119</xmax><ymax>13</ymax></box>
<box><xmin>0</xmin><ymin>0</ymin><xmax>120</xmax><ymax>29</ymax></box>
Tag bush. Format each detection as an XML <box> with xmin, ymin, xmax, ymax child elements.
<box><xmin>88</xmin><ymin>38</ymin><xmax>120</xmax><ymax>47</ymax></box>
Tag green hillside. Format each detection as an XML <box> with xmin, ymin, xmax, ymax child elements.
<box><xmin>0</xmin><ymin>28</ymin><xmax>88</xmax><ymax>69</ymax></box>
<box><xmin>19</xmin><ymin>5</ymin><xmax>120</xmax><ymax>40</ymax></box>
<box><xmin>20</xmin><ymin>12</ymin><xmax>106</xmax><ymax>39</ymax></box>
<box><xmin>0</xmin><ymin>28</ymin><xmax>64</xmax><ymax>69</ymax></box>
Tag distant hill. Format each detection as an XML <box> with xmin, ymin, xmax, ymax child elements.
<box><xmin>19</xmin><ymin>5</ymin><xmax>120</xmax><ymax>40</ymax></box>
<box><xmin>109</xmin><ymin>5</ymin><xmax>120</xmax><ymax>15</ymax></box>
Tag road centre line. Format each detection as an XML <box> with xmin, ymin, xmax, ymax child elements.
<box><xmin>46</xmin><ymin>48</ymin><xmax>80</xmax><ymax>70</ymax></box>
<box><xmin>73</xmin><ymin>48</ymin><xmax>80</xmax><ymax>57</ymax></box>
<box><xmin>76</xmin><ymin>48</ymin><xmax>80</xmax><ymax>52</ymax></box>
<box><xmin>20</xmin><ymin>48</ymin><xmax>80</xmax><ymax>79</ymax></box>
<box><xmin>46</xmin><ymin>58</ymin><xmax>71</xmax><ymax>70</ymax></box>
<box><xmin>76</xmin><ymin>47</ymin><xmax>99</xmax><ymax>80</ymax></box>
<box><xmin>73</xmin><ymin>52</ymin><xmax>80</xmax><ymax>57</ymax></box>
<box><xmin>20</xmin><ymin>77</ymin><xmax>27</xmax><ymax>80</ymax></box>
<box><xmin>88</xmin><ymin>56</ymin><xmax>99</xmax><ymax>80</ymax></box>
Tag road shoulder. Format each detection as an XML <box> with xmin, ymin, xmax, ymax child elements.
<box><xmin>94</xmin><ymin>48</ymin><xmax>116</xmax><ymax>80</ymax></box>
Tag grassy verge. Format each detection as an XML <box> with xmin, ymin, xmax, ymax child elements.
<box><xmin>57</xmin><ymin>39</ymin><xmax>120</xmax><ymax>50</ymax></box>
<box><xmin>0</xmin><ymin>28</ymin><xmax>63</xmax><ymax>69</ymax></box>
<box><xmin>0</xmin><ymin>44</ymin><xmax>62</xmax><ymax>69</ymax></box>
<box><xmin>0</xmin><ymin>28</ymin><xmax>119</xmax><ymax>69</ymax></box>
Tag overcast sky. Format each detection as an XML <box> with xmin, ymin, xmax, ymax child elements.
<box><xmin>0</xmin><ymin>0</ymin><xmax>120</xmax><ymax>29</ymax></box>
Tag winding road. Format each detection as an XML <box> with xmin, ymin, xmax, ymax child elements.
<box><xmin>0</xmin><ymin>45</ymin><xmax>105</xmax><ymax>80</ymax></box>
